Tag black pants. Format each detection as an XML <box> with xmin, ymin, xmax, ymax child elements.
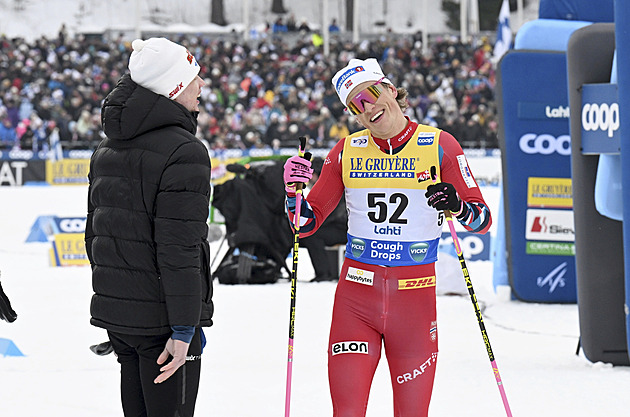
<box><xmin>301</xmin><ymin>226</ymin><xmax>347</xmax><ymax>279</ymax></box>
<box><xmin>108</xmin><ymin>329</ymin><xmax>203</xmax><ymax>417</ymax></box>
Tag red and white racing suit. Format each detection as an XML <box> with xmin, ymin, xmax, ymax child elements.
<box><xmin>286</xmin><ymin>119</ymin><xmax>491</xmax><ymax>417</ymax></box>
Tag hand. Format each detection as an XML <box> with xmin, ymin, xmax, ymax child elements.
<box><xmin>0</xmin><ymin>280</ymin><xmax>17</xmax><ymax>323</ymax></box>
<box><xmin>283</xmin><ymin>155</ymin><xmax>313</xmax><ymax>193</ymax></box>
<box><xmin>425</xmin><ymin>182</ymin><xmax>462</xmax><ymax>213</ymax></box>
<box><xmin>154</xmin><ymin>338</ymin><xmax>190</xmax><ymax>384</ymax></box>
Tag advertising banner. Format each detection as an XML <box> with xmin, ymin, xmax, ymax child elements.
<box><xmin>498</xmin><ymin>50</ymin><xmax>576</xmax><ymax>302</ymax></box>
<box><xmin>0</xmin><ymin>160</ymin><xmax>45</xmax><ymax>186</ymax></box>
<box><xmin>26</xmin><ymin>215</ymin><xmax>89</xmax><ymax>266</ymax></box>
<box><xmin>581</xmin><ymin>83</ymin><xmax>620</xmax><ymax>154</ymax></box>
<box><xmin>45</xmin><ymin>159</ymin><xmax>90</xmax><ymax>185</ymax></box>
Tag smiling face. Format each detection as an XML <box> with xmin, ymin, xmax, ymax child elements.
<box><xmin>174</xmin><ymin>75</ymin><xmax>205</xmax><ymax>112</ymax></box>
<box><xmin>346</xmin><ymin>80</ymin><xmax>408</xmax><ymax>139</ymax></box>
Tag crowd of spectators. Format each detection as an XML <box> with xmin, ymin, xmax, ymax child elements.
<box><xmin>0</xmin><ymin>23</ymin><xmax>499</xmax><ymax>155</ymax></box>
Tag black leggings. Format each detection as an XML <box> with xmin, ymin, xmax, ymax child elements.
<box><xmin>108</xmin><ymin>329</ymin><xmax>202</xmax><ymax>417</ymax></box>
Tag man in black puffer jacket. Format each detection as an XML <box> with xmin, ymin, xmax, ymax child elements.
<box><xmin>85</xmin><ymin>37</ymin><xmax>212</xmax><ymax>417</ymax></box>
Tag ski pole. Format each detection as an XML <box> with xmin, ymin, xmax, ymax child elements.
<box><xmin>431</xmin><ymin>166</ymin><xmax>513</xmax><ymax>417</ymax></box>
<box><xmin>284</xmin><ymin>136</ymin><xmax>310</xmax><ymax>417</ymax></box>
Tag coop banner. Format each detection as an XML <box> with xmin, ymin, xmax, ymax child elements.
<box><xmin>498</xmin><ymin>50</ymin><xmax>576</xmax><ymax>302</ymax></box>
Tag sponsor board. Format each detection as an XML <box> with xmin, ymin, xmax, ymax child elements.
<box><xmin>49</xmin><ymin>233</ymin><xmax>89</xmax><ymax>266</ymax></box>
<box><xmin>0</xmin><ymin>160</ymin><xmax>45</xmax><ymax>186</ymax></box>
<box><xmin>527</xmin><ymin>177</ymin><xmax>572</xmax><ymax>208</ymax></box>
<box><xmin>517</xmin><ymin>102</ymin><xmax>570</xmax><ymax>120</ymax></box>
<box><xmin>519</xmin><ymin>133</ymin><xmax>571</xmax><ymax>156</ymax></box>
<box><xmin>526</xmin><ymin>241</ymin><xmax>575</xmax><ymax>256</ymax></box>
<box><xmin>439</xmin><ymin>232</ymin><xmax>490</xmax><ymax>261</ymax></box>
<box><xmin>525</xmin><ymin>209</ymin><xmax>574</xmax><ymax>242</ymax></box>
<box><xmin>46</xmin><ymin>159</ymin><xmax>90</xmax><ymax>185</ymax></box>
<box><xmin>499</xmin><ymin>50</ymin><xmax>577</xmax><ymax>302</ymax></box>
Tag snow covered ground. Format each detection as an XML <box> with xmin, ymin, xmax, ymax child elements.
<box><xmin>0</xmin><ymin>184</ymin><xmax>629</xmax><ymax>416</ymax></box>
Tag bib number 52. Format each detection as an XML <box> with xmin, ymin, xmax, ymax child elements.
<box><xmin>367</xmin><ymin>192</ymin><xmax>408</xmax><ymax>224</ymax></box>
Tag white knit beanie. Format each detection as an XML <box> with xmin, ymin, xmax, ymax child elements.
<box><xmin>128</xmin><ymin>37</ymin><xmax>200</xmax><ymax>100</ymax></box>
<box><xmin>331</xmin><ymin>58</ymin><xmax>391</xmax><ymax>106</ymax></box>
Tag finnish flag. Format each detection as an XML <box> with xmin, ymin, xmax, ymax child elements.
<box><xmin>493</xmin><ymin>0</ymin><xmax>512</xmax><ymax>61</ymax></box>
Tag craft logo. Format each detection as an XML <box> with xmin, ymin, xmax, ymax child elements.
<box><xmin>350</xmin><ymin>238</ymin><xmax>366</xmax><ymax>257</ymax></box>
<box><xmin>398</xmin><ymin>276</ymin><xmax>436</xmax><ymax>290</ymax></box>
<box><xmin>409</xmin><ymin>242</ymin><xmax>429</xmax><ymax>262</ymax></box>
<box><xmin>396</xmin><ymin>352</ymin><xmax>438</xmax><ymax>384</ymax></box>
<box><xmin>345</xmin><ymin>266</ymin><xmax>374</xmax><ymax>286</ymax></box>
<box><xmin>331</xmin><ymin>341</ymin><xmax>368</xmax><ymax>355</ymax></box>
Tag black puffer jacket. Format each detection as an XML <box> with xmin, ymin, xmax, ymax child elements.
<box><xmin>86</xmin><ymin>74</ymin><xmax>213</xmax><ymax>335</ymax></box>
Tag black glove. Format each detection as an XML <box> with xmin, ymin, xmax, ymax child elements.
<box><xmin>425</xmin><ymin>182</ymin><xmax>462</xmax><ymax>213</ymax></box>
<box><xmin>0</xmin><ymin>280</ymin><xmax>17</xmax><ymax>323</ymax></box>
<box><xmin>90</xmin><ymin>341</ymin><xmax>114</xmax><ymax>356</ymax></box>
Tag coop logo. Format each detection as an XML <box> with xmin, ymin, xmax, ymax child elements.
<box><xmin>525</xmin><ymin>209</ymin><xmax>574</xmax><ymax>242</ymax></box>
<box><xmin>519</xmin><ymin>133</ymin><xmax>571</xmax><ymax>156</ymax></box>
<box><xmin>351</xmin><ymin>136</ymin><xmax>369</xmax><ymax>147</ymax></box>
<box><xmin>440</xmin><ymin>234</ymin><xmax>489</xmax><ymax>260</ymax></box>
<box><xmin>582</xmin><ymin>102</ymin><xmax>620</xmax><ymax>138</ymax></box>
<box><xmin>331</xmin><ymin>341</ymin><xmax>369</xmax><ymax>356</ymax></box>
<box><xmin>345</xmin><ymin>266</ymin><xmax>374</xmax><ymax>286</ymax></box>
<box><xmin>536</xmin><ymin>262</ymin><xmax>568</xmax><ymax>294</ymax></box>
<box><xmin>350</xmin><ymin>238</ymin><xmax>366</xmax><ymax>257</ymax></box>
<box><xmin>417</xmin><ymin>132</ymin><xmax>435</xmax><ymax>146</ymax></box>
<box><xmin>58</xmin><ymin>218</ymin><xmax>87</xmax><ymax>233</ymax></box>
<box><xmin>335</xmin><ymin>66</ymin><xmax>365</xmax><ymax>91</ymax></box>
<box><xmin>398</xmin><ymin>276</ymin><xmax>436</xmax><ymax>290</ymax></box>
<box><xmin>409</xmin><ymin>242</ymin><xmax>429</xmax><ymax>262</ymax></box>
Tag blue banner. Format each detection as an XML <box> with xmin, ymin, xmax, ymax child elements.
<box><xmin>499</xmin><ymin>50</ymin><xmax>577</xmax><ymax>302</ymax></box>
<box><xmin>581</xmin><ymin>83</ymin><xmax>620</xmax><ymax>154</ymax></box>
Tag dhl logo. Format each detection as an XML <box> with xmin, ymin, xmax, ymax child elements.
<box><xmin>398</xmin><ymin>276</ymin><xmax>436</xmax><ymax>290</ymax></box>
